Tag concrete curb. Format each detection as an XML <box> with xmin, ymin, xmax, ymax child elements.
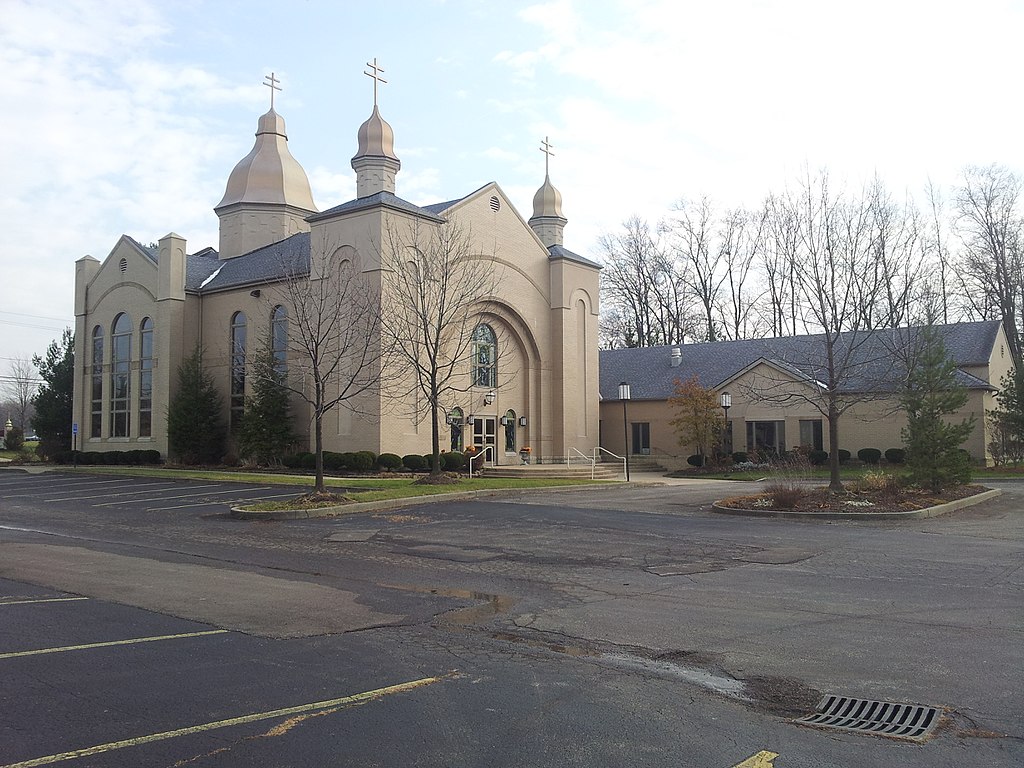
<box><xmin>230</xmin><ymin>483</ymin><xmax>608</xmax><ymax>520</ymax></box>
<box><xmin>711</xmin><ymin>488</ymin><xmax>1002</xmax><ymax>521</ymax></box>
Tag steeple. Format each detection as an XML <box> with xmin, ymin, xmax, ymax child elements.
<box><xmin>528</xmin><ymin>136</ymin><xmax>567</xmax><ymax>248</ymax></box>
<box><xmin>351</xmin><ymin>58</ymin><xmax>401</xmax><ymax>198</ymax></box>
<box><xmin>215</xmin><ymin>74</ymin><xmax>318</xmax><ymax>259</ymax></box>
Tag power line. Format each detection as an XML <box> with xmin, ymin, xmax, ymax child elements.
<box><xmin>0</xmin><ymin>310</ymin><xmax>74</xmax><ymax>323</ymax></box>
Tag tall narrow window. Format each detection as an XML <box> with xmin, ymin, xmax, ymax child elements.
<box><xmin>504</xmin><ymin>410</ymin><xmax>516</xmax><ymax>453</ymax></box>
<box><xmin>230</xmin><ymin>311</ymin><xmax>247</xmax><ymax>431</ymax></box>
<box><xmin>91</xmin><ymin>326</ymin><xmax>103</xmax><ymax>438</ymax></box>
<box><xmin>472</xmin><ymin>324</ymin><xmax>497</xmax><ymax>387</ymax></box>
<box><xmin>110</xmin><ymin>313</ymin><xmax>131</xmax><ymax>437</ymax></box>
<box><xmin>139</xmin><ymin>318</ymin><xmax>154</xmax><ymax>437</ymax></box>
<box><xmin>271</xmin><ymin>305</ymin><xmax>287</xmax><ymax>373</ymax></box>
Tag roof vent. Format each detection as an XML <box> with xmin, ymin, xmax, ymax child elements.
<box><xmin>489</xmin><ymin>195</ymin><xmax>500</xmax><ymax>212</ymax></box>
<box><xmin>670</xmin><ymin>347</ymin><xmax>682</xmax><ymax>367</ymax></box>
<box><xmin>118</xmin><ymin>258</ymin><xmax>128</xmax><ymax>275</ymax></box>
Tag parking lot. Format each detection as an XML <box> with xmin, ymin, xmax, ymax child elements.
<box><xmin>1</xmin><ymin>469</ymin><xmax>1022</xmax><ymax>766</ymax></box>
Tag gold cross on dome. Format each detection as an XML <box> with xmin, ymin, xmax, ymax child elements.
<box><xmin>364</xmin><ymin>57</ymin><xmax>387</xmax><ymax>107</ymax></box>
<box><xmin>539</xmin><ymin>136</ymin><xmax>555</xmax><ymax>176</ymax></box>
<box><xmin>263</xmin><ymin>72</ymin><xmax>282</xmax><ymax>109</ymax></box>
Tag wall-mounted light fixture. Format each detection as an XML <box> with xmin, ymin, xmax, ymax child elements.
<box><xmin>466</xmin><ymin>414</ymin><xmax>476</xmax><ymax>425</ymax></box>
<box><xmin>499</xmin><ymin>416</ymin><xmax>510</xmax><ymax>426</ymax></box>
<box><xmin>250</xmin><ymin>289</ymin><xmax>261</xmax><ymax>298</ymax></box>
<box><xmin>518</xmin><ymin>416</ymin><xmax>528</xmax><ymax>427</ymax></box>
<box><xmin>484</xmin><ymin>390</ymin><xmax>496</xmax><ymax>406</ymax></box>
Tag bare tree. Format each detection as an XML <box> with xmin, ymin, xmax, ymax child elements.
<box><xmin>275</xmin><ymin>241</ymin><xmax>385</xmax><ymax>494</ymax></box>
<box><xmin>922</xmin><ymin>179</ymin><xmax>954</xmax><ymax>324</ymax></box>
<box><xmin>598</xmin><ymin>217</ymin><xmax>697</xmax><ymax>347</ymax></box>
<box><xmin>761</xmin><ymin>193</ymin><xmax>801</xmax><ymax>337</ymax></box>
<box><xmin>742</xmin><ymin>171</ymin><xmax>898</xmax><ymax>492</ymax></box>
<box><xmin>954</xmin><ymin>164</ymin><xmax>1023</xmax><ymax>365</ymax></box>
<box><xmin>715</xmin><ymin>206</ymin><xmax>767</xmax><ymax>340</ymax></box>
<box><xmin>665</xmin><ymin>196</ymin><xmax>725</xmax><ymax>341</ymax></box>
<box><xmin>3</xmin><ymin>356</ymin><xmax>38</xmax><ymax>430</ymax></box>
<box><xmin>378</xmin><ymin>217</ymin><xmax>500</xmax><ymax>477</ymax></box>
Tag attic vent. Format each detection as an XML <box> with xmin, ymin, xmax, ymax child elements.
<box><xmin>118</xmin><ymin>258</ymin><xmax>128</xmax><ymax>275</ymax></box>
<box><xmin>489</xmin><ymin>195</ymin><xmax>500</xmax><ymax>212</ymax></box>
<box><xmin>670</xmin><ymin>347</ymin><xmax>682</xmax><ymax>367</ymax></box>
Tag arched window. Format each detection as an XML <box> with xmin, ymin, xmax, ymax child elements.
<box><xmin>230</xmin><ymin>311</ymin><xmax>247</xmax><ymax>431</ymax></box>
<box><xmin>503</xmin><ymin>409</ymin><xmax>516</xmax><ymax>453</ymax></box>
<box><xmin>271</xmin><ymin>305</ymin><xmax>287</xmax><ymax>373</ymax></box>
<box><xmin>449</xmin><ymin>407</ymin><xmax>464</xmax><ymax>452</ymax></box>
<box><xmin>110</xmin><ymin>313</ymin><xmax>131</xmax><ymax>437</ymax></box>
<box><xmin>90</xmin><ymin>325</ymin><xmax>103</xmax><ymax>438</ymax></box>
<box><xmin>139</xmin><ymin>318</ymin><xmax>154</xmax><ymax>437</ymax></box>
<box><xmin>472</xmin><ymin>324</ymin><xmax>497</xmax><ymax>388</ymax></box>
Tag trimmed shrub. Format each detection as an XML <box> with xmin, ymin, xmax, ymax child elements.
<box><xmin>377</xmin><ymin>452</ymin><xmax>403</xmax><ymax>471</ymax></box>
<box><xmin>441</xmin><ymin>451</ymin><xmax>466</xmax><ymax>471</ymax></box>
<box><xmin>808</xmin><ymin>449</ymin><xmax>829</xmax><ymax>466</ymax></box>
<box><xmin>104</xmin><ymin>450</ymin><xmax>125</xmax><ymax>465</ymax></box>
<box><xmin>299</xmin><ymin>452</ymin><xmax>316</xmax><ymax>470</ymax></box>
<box><xmin>141</xmin><ymin>449</ymin><xmax>161</xmax><ymax>465</ymax></box>
<box><xmin>424</xmin><ymin>453</ymin><xmax>436</xmax><ymax>470</ymax></box>
<box><xmin>281</xmin><ymin>454</ymin><xmax>303</xmax><ymax>469</ymax></box>
<box><xmin>731</xmin><ymin>451</ymin><xmax>748</xmax><ymax>464</ymax></box>
<box><xmin>857</xmin><ymin>448</ymin><xmax>882</xmax><ymax>465</ymax></box>
<box><xmin>402</xmin><ymin>453</ymin><xmax>427</xmax><ymax>471</ymax></box>
<box><xmin>884</xmin><ymin>448</ymin><xmax>906</xmax><ymax>465</ymax></box>
<box><xmin>837</xmin><ymin>449</ymin><xmax>851</xmax><ymax>464</ymax></box>
<box><xmin>323</xmin><ymin>451</ymin><xmax>345</xmax><ymax>471</ymax></box>
<box><xmin>350</xmin><ymin>451</ymin><xmax>376</xmax><ymax>472</ymax></box>
<box><xmin>687</xmin><ymin>454</ymin><xmax>706</xmax><ymax>467</ymax></box>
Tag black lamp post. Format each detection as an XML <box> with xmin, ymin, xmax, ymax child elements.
<box><xmin>619</xmin><ymin>381</ymin><xmax>631</xmax><ymax>481</ymax></box>
<box><xmin>720</xmin><ymin>391</ymin><xmax>732</xmax><ymax>456</ymax></box>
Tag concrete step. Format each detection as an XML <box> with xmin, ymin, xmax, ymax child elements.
<box><xmin>481</xmin><ymin>463</ymin><xmax>624</xmax><ymax>480</ymax></box>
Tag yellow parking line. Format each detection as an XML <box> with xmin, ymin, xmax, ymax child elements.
<box><xmin>732</xmin><ymin>751</ymin><xmax>780</xmax><ymax>767</ymax></box>
<box><xmin>0</xmin><ymin>630</ymin><xmax>228</xmax><ymax>660</ymax></box>
<box><xmin>1</xmin><ymin>675</ymin><xmax>444</xmax><ymax>767</ymax></box>
<box><xmin>0</xmin><ymin>597</ymin><xmax>89</xmax><ymax>606</ymax></box>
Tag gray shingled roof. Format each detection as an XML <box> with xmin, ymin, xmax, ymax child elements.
<box><xmin>193</xmin><ymin>233</ymin><xmax>310</xmax><ymax>293</ymax></box>
<box><xmin>421</xmin><ymin>196</ymin><xmax>466</xmax><ymax>215</ymax></box>
<box><xmin>307</xmin><ymin>192</ymin><xmax>443</xmax><ymax>222</ymax></box>
<box><xmin>599</xmin><ymin>320</ymin><xmax>1001</xmax><ymax>401</ymax></box>
<box><xmin>548</xmin><ymin>244</ymin><xmax>601</xmax><ymax>269</ymax></box>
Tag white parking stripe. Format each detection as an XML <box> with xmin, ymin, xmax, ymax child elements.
<box><xmin>101</xmin><ymin>486</ymin><xmax>273</xmax><ymax>508</ymax></box>
<box><xmin>145</xmin><ymin>491</ymin><xmax>299</xmax><ymax>510</ymax></box>
<box><xmin>46</xmin><ymin>484</ymin><xmax>221</xmax><ymax>503</ymax></box>
<box><xmin>2</xmin><ymin>479</ymin><xmax>153</xmax><ymax>497</ymax></box>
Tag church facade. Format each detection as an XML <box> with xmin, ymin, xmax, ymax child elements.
<box><xmin>72</xmin><ymin>75</ymin><xmax>601</xmax><ymax>465</ymax></box>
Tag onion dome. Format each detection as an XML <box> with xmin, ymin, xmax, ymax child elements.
<box><xmin>351</xmin><ymin>106</ymin><xmax>401</xmax><ymax>197</ymax></box>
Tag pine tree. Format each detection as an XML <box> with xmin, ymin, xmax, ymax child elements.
<box><xmin>238</xmin><ymin>343</ymin><xmax>294</xmax><ymax>465</ymax></box>
<box><xmin>901</xmin><ymin>326</ymin><xmax>975</xmax><ymax>491</ymax></box>
<box><xmin>31</xmin><ymin>329</ymin><xmax>74</xmax><ymax>459</ymax></box>
<box><xmin>167</xmin><ymin>347</ymin><xmax>226</xmax><ymax>465</ymax></box>
<box><xmin>987</xmin><ymin>368</ymin><xmax>1024</xmax><ymax>466</ymax></box>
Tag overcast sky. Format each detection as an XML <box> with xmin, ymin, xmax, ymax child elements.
<box><xmin>2</xmin><ymin>0</ymin><xmax>1021</xmax><ymax>369</ymax></box>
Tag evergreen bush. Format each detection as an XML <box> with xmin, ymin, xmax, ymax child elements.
<box><xmin>4</xmin><ymin>426</ymin><xmax>24</xmax><ymax>451</ymax></box>
<box><xmin>402</xmin><ymin>453</ymin><xmax>427</xmax><ymax>471</ymax></box>
<box><xmin>837</xmin><ymin>449</ymin><xmax>851</xmax><ymax>463</ymax></box>
<box><xmin>441</xmin><ymin>451</ymin><xmax>466</xmax><ymax>471</ymax></box>
<box><xmin>377</xmin><ymin>453</ymin><xmax>403</xmax><ymax>471</ymax></box>
<box><xmin>884</xmin><ymin>448</ymin><xmax>906</xmax><ymax>464</ymax></box>
<box><xmin>351</xmin><ymin>451</ymin><xmax>376</xmax><ymax>472</ymax></box>
<box><xmin>857</xmin><ymin>448</ymin><xmax>882</xmax><ymax>465</ymax></box>
<box><xmin>167</xmin><ymin>347</ymin><xmax>226</xmax><ymax>465</ymax></box>
<box><xmin>730</xmin><ymin>451</ymin><xmax>748</xmax><ymax>464</ymax></box>
<box><xmin>808</xmin><ymin>449</ymin><xmax>829</xmax><ymax>465</ymax></box>
<box><xmin>299</xmin><ymin>452</ymin><xmax>316</xmax><ymax>469</ymax></box>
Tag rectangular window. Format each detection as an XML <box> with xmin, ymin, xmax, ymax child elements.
<box><xmin>90</xmin><ymin>367</ymin><xmax>103</xmax><ymax>438</ymax></box>
<box><xmin>139</xmin><ymin>321</ymin><xmax>153</xmax><ymax>438</ymax></box>
<box><xmin>746</xmin><ymin>420</ymin><xmax>786</xmax><ymax>457</ymax></box>
<box><xmin>631</xmin><ymin>422</ymin><xmax>650</xmax><ymax>455</ymax></box>
<box><xmin>799</xmin><ymin>419</ymin><xmax>823</xmax><ymax>451</ymax></box>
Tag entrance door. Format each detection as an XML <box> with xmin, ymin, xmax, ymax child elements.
<box><xmin>473</xmin><ymin>417</ymin><xmax>497</xmax><ymax>464</ymax></box>
<box><xmin>631</xmin><ymin>422</ymin><xmax>651</xmax><ymax>455</ymax></box>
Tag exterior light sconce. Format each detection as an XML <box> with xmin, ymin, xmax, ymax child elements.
<box><xmin>466</xmin><ymin>414</ymin><xmax>476</xmax><ymax>425</ymax></box>
<box><xmin>518</xmin><ymin>416</ymin><xmax>528</xmax><ymax>427</ymax></box>
<box><xmin>499</xmin><ymin>416</ymin><xmax>510</xmax><ymax>426</ymax></box>
<box><xmin>484</xmin><ymin>390</ymin><xmax>496</xmax><ymax>406</ymax></box>
<box><xmin>720</xmin><ymin>391</ymin><xmax>732</xmax><ymax>414</ymax></box>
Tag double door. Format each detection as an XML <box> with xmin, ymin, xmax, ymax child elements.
<box><xmin>473</xmin><ymin>417</ymin><xmax>497</xmax><ymax>464</ymax></box>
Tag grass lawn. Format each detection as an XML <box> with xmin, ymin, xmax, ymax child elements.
<box><xmin>684</xmin><ymin>464</ymin><xmax>1024</xmax><ymax>482</ymax></box>
<box><xmin>45</xmin><ymin>465</ymin><xmax>604</xmax><ymax>507</ymax></box>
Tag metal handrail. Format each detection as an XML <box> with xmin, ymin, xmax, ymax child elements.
<box><xmin>468</xmin><ymin>445</ymin><xmax>495</xmax><ymax>478</ymax></box>
<box><xmin>567</xmin><ymin>447</ymin><xmax>596</xmax><ymax>479</ymax></box>
<box><xmin>593</xmin><ymin>446</ymin><xmax>628</xmax><ymax>481</ymax></box>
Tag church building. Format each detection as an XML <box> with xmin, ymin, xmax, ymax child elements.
<box><xmin>72</xmin><ymin>68</ymin><xmax>601</xmax><ymax>465</ymax></box>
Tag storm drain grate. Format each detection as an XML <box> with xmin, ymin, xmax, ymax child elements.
<box><xmin>795</xmin><ymin>695</ymin><xmax>942</xmax><ymax>741</ymax></box>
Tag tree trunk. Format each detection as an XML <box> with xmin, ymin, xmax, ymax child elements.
<box><xmin>828</xmin><ymin>398</ymin><xmax>843</xmax><ymax>493</ymax></box>
<box><xmin>314</xmin><ymin>408</ymin><xmax>324</xmax><ymax>494</ymax></box>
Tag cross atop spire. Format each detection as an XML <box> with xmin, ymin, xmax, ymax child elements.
<box><xmin>364</xmin><ymin>57</ymin><xmax>387</xmax><ymax>107</ymax></box>
<box><xmin>263</xmin><ymin>72</ymin><xmax>281</xmax><ymax>109</ymax></box>
<box><xmin>539</xmin><ymin>136</ymin><xmax>555</xmax><ymax>176</ymax></box>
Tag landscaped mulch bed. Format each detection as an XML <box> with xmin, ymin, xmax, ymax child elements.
<box><xmin>717</xmin><ymin>484</ymin><xmax>989</xmax><ymax>514</ymax></box>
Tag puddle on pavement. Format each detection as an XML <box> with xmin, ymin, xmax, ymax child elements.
<box><xmin>380</xmin><ymin>583</ymin><xmax>517</xmax><ymax>625</ymax></box>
